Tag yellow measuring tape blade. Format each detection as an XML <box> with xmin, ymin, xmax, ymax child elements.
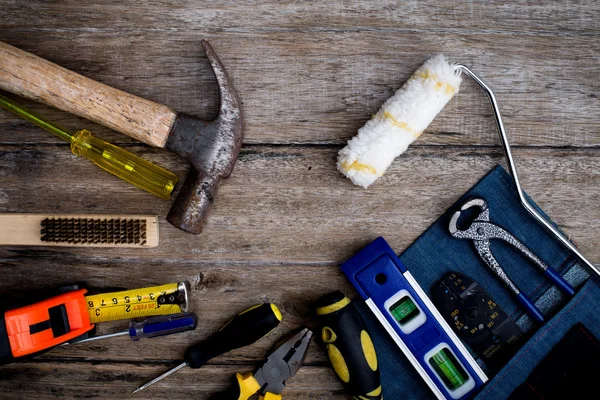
<box><xmin>85</xmin><ymin>282</ymin><xmax>184</xmax><ymax>323</ymax></box>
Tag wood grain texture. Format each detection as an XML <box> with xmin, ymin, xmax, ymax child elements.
<box><xmin>0</xmin><ymin>1</ymin><xmax>599</xmax><ymax>399</ymax></box>
<box><xmin>0</xmin><ymin>363</ymin><xmax>347</xmax><ymax>399</ymax></box>
<box><xmin>0</xmin><ymin>41</ymin><xmax>176</xmax><ymax>148</ymax></box>
<box><xmin>1</xmin><ymin>145</ymin><xmax>598</xmax><ymax>262</ymax></box>
<box><xmin>0</xmin><ymin>30</ymin><xmax>598</xmax><ymax>147</ymax></box>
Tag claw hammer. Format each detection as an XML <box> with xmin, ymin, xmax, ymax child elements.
<box><xmin>0</xmin><ymin>40</ymin><xmax>243</xmax><ymax>234</ymax></box>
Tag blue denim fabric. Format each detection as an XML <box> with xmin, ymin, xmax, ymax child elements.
<box><xmin>353</xmin><ymin>165</ymin><xmax>598</xmax><ymax>399</ymax></box>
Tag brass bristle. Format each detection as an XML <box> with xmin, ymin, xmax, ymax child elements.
<box><xmin>40</xmin><ymin>218</ymin><xmax>147</xmax><ymax>245</ymax></box>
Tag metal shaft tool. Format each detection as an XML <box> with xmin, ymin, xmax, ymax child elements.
<box><xmin>0</xmin><ymin>40</ymin><xmax>243</xmax><ymax>233</ymax></box>
<box><xmin>132</xmin><ymin>303</ymin><xmax>282</xmax><ymax>394</ymax></box>
<box><xmin>63</xmin><ymin>313</ymin><xmax>197</xmax><ymax>344</ymax></box>
<box><xmin>449</xmin><ymin>197</ymin><xmax>576</xmax><ymax>323</ymax></box>
<box><xmin>0</xmin><ymin>93</ymin><xmax>178</xmax><ymax>199</ymax></box>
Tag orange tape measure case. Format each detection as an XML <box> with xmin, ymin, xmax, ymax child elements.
<box><xmin>0</xmin><ymin>286</ymin><xmax>94</xmax><ymax>364</ymax></box>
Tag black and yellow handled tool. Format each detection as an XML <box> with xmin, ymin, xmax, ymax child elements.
<box><xmin>132</xmin><ymin>303</ymin><xmax>282</xmax><ymax>394</ymax></box>
<box><xmin>214</xmin><ymin>328</ymin><xmax>312</xmax><ymax>400</ymax></box>
<box><xmin>0</xmin><ymin>281</ymin><xmax>190</xmax><ymax>365</ymax></box>
<box><xmin>315</xmin><ymin>291</ymin><xmax>383</xmax><ymax>400</ymax></box>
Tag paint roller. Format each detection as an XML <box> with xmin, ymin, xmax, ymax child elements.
<box><xmin>338</xmin><ymin>55</ymin><xmax>461</xmax><ymax>188</ymax></box>
<box><xmin>337</xmin><ymin>55</ymin><xmax>600</xmax><ymax>281</ymax></box>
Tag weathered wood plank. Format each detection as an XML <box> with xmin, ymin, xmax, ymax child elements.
<box><xmin>0</xmin><ymin>30</ymin><xmax>598</xmax><ymax>146</ymax></box>
<box><xmin>0</xmin><ymin>362</ymin><xmax>345</xmax><ymax>399</ymax></box>
<box><xmin>1</xmin><ymin>145</ymin><xmax>598</xmax><ymax>263</ymax></box>
<box><xmin>1</xmin><ymin>0</ymin><xmax>598</xmax><ymax>35</ymax></box>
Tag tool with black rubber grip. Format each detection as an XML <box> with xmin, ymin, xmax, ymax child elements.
<box><xmin>315</xmin><ymin>291</ymin><xmax>383</xmax><ymax>400</ymax></box>
<box><xmin>132</xmin><ymin>303</ymin><xmax>282</xmax><ymax>394</ymax></box>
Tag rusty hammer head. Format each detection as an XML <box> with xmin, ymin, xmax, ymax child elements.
<box><xmin>165</xmin><ymin>40</ymin><xmax>243</xmax><ymax>234</ymax></box>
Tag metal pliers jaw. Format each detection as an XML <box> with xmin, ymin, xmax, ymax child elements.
<box><xmin>449</xmin><ymin>198</ymin><xmax>489</xmax><ymax>238</ymax></box>
<box><xmin>229</xmin><ymin>328</ymin><xmax>313</xmax><ymax>400</ymax></box>
<box><xmin>448</xmin><ymin>198</ymin><xmax>575</xmax><ymax>323</ymax></box>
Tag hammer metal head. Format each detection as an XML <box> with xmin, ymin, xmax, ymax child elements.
<box><xmin>165</xmin><ymin>40</ymin><xmax>243</xmax><ymax>234</ymax></box>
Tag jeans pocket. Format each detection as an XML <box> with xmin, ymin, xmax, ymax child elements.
<box><xmin>474</xmin><ymin>278</ymin><xmax>600</xmax><ymax>400</ymax></box>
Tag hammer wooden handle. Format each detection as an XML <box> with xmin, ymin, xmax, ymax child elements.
<box><xmin>0</xmin><ymin>41</ymin><xmax>176</xmax><ymax>148</ymax></box>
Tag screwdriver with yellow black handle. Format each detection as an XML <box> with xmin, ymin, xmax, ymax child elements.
<box><xmin>315</xmin><ymin>291</ymin><xmax>383</xmax><ymax>400</ymax></box>
<box><xmin>0</xmin><ymin>93</ymin><xmax>178</xmax><ymax>199</ymax></box>
<box><xmin>132</xmin><ymin>303</ymin><xmax>282</xmax><ymax>394</ymax></box>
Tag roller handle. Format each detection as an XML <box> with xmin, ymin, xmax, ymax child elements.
<box><xmin>0</xmin><ymin>41</ymin><xmax>177</xmax><ymax>148</ymax></box>
<box><xmin>315</xmin><ymin>291</ymin><xmax>383</xmax><ymax>400</ymax></box>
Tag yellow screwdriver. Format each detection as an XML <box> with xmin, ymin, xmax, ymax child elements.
<box><xmin>0</xmin><ymin>93</ymin><xmax>178</xmax><ymax>199</ymax></box>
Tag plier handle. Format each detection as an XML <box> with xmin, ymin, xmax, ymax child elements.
<box><xmin>215</xmin><ymin>328</ymin><xmax>312</xmax><ymax>400</ymax></box>
<box><xmin>229</xmin><ymin>372</ymin><xmax>281</xmax><ymax>400</ymax></box>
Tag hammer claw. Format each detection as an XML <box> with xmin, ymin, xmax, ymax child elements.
<box><xmin>201</xmin><ymin>40</ymin><xmax>242</xmax><ymax>123</ymax></box>
<box><xmin>166</xmin><ymin>41</ymin><xmax>244</xmax><ymax>234</ymax></box>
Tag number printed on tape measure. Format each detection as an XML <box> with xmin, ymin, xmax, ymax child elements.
<box><xmin>85</xmin><ymin>283</ymin><xmax>183</xmax><ymax>323</ymax></box>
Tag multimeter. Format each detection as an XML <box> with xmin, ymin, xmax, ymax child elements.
<box><xmin>342</xmin><ymin>237</ymin><xmax>488</xmax><ymax>399</ymax></box>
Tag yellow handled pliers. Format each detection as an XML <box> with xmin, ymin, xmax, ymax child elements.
<box><xmin>216</xmin><ymin>328</ymin><xmax>312</xmax><ymax>400</ymax></box>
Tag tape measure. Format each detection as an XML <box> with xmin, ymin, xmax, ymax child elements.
<box><xmin>85</xmin><ymin>282</ymin><xmax>190</xmax><ymax>323</ymax></box>
<box><xmin>431</xmin><ymin>272</ymin><xmax>523</xmax><ymax>373</ymax></box>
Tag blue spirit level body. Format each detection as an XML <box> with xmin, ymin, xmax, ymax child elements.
<box><xmin>342</xmin><ymin>237</ymin><xmax>488</xmax><ymax>399</ymax></box>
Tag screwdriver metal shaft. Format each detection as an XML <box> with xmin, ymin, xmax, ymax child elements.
<box><xmin>63</xmin><ymin>313</ymin><xmax>198</xmax><ymax>346</ymax></box>
<box><xmin>132</xmin><ymin>362</ymin><xmax>187</xmax><ymax>394</ymax></box>
<box><xmin>62</xmin><ymin>331</ymin><xmax>128</xmax><ymax>345</ymax></box>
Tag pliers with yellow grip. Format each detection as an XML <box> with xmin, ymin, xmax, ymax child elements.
<box><xmin>214</xmin><ymin>328</ymin><xmax>312</xmax><ymax>400</ymax></box>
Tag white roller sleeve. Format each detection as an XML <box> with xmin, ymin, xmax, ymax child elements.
<box><xmin>337</xmin><ymin>55</ymin><xmax>462</xmax><ymax>188</ymax></box>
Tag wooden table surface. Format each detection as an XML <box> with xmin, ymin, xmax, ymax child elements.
<box><xmin>1</xmin><ymin>1</ymin><xmax>599</xmax><ymax>399</ymax></box>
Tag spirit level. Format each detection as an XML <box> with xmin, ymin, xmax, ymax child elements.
<box><xmin>341</xmin><ymin>237</ymin><xmax>488</xmax><ymax>399</ymax></box>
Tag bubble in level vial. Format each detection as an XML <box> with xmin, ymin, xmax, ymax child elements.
<box><xmin>389</xmin><ymin>295</ymin><xmax>420</xmax><ymax>325</ymax></box>
<box><xmin>429</xmin><ymin>348</ymin><xmax>469</xmax><ymax>390</ymax></box>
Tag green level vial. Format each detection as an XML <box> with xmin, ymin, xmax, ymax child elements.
<box><xmin>429</xmin><ymin>348</ymin><xmax>469</xmax><ymax>390</ymax></box>
<box><xmin>389</xmin><ymin>295</ymin><xmax>420</xmax><ymax>325</ymax></box>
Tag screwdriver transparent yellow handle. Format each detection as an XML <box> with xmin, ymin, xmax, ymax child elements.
<box><xmin>0</xmin><ymin>93</ymin><xmax>178</xmax><ymax>199</ymax></box>
<box><xmin>71</xmin><ymin>129</ymin><xmax>177</xmax><ymax>199</ymax></box>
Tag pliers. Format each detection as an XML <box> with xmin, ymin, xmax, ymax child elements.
<box><xmin>449</xmin><ymin>198</ymin><xmax>575</xmax><ymax>323</ymax></box>
<box><xmin>215</xmin><ymin>328</ymin><xmax>313</xmax><ymax>400</ymax></box>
